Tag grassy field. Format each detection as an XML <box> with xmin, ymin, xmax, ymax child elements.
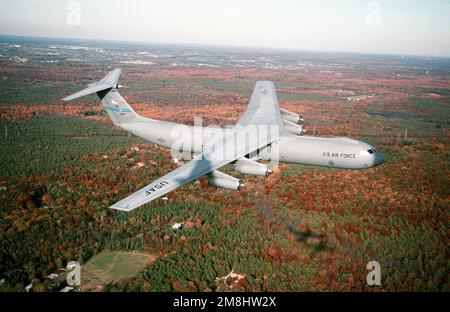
<box><xmin>80</xmin><ymin>251</ymin><xmax>156</xmax><ymax>291</ymax></box>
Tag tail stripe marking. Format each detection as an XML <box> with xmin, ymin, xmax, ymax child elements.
<box><xmin>105</xmin><ymin>107</ymin><xmax>133</xmax><ymax>113</ymax></box>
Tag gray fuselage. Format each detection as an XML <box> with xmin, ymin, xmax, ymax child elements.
<box><xmin>120</xmin><ymin>117</ymin><xmax>384</xmax><ymax>169</ymax></box>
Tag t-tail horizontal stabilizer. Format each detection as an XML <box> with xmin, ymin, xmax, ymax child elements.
<box><xmin>62</xmin><ymin>68</ymin><xmax>122</xmax><ymax>101</ymax></box>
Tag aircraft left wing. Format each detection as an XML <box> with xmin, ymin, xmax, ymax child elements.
<box><xmin>110</xmin><ymin>123</ymin><xmax>275</xmax><ymax>211</ymax></box>
<box><xmin>110</xmin><ymin>80</ymin><xmax>282</xmax><ymax>212</ymax></box>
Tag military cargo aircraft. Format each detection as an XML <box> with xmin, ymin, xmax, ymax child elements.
<box><xmin>63</xmin><ymin>69</ymin><xmax>384</xmax><ymax>211</ymax></box>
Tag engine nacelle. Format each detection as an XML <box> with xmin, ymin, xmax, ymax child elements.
<box><xmin>283</xmin><ymin>119</ymin><xmax>305</xmax><ymax>136</ymax></box>
<box><xmin>280</xmin><ymin>108</ymin><xmax>304</xmax><ymax>125</ymax></box>
<box><xmin>208</xmin><ymin>170</ymin><xmax>244</xmax><ymax>190</ymax></box>
<box><xmin>234</xmin><ymin>157</ymin><xmax>272</xmax><ymax>176</ymax></box>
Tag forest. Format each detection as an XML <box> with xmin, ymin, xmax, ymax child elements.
<box><xmin>0</xmin><ymin>36</ymin><xmax>448</xmax><ymax>292</ymax></box>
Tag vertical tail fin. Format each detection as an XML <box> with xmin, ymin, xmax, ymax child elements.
<box><xmin>62</xmin><ymin>68</ymin><xmax>138</xmax><ymax>125</ymax></box>
<box><xmin>97</xmin><ymin>87</ymin><xmax>138</xmax><ymax>125</ymax></box>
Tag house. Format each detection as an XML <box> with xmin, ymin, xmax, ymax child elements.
<box><xmin>172</xmin><ymin>223</ymin><xmax>183</xmax><ymax>230</ymax></box>
<box><xmin>60</xmin><ymin>286</ymin><xmax>74</xmax><ymax>292</ymax></box>
<box><xmin>47</xmin><ymin>273</ymin><xmax>59</xmax><ymax>280</ymax></box>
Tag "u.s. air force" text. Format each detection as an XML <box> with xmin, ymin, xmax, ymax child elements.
<box><xmin>322</xmin><ymin>152</ymin><xmax>357</xmax><ymax>158</ymax></box>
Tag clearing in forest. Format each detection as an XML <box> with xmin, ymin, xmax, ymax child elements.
<box><xmin>80</xmin><ymin>251</ymin><xmax>156</xmax><ymax>291</ymax></box>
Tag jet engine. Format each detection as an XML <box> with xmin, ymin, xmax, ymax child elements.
<box><xmin>234</xmin><ymin>157</ymin><xmax>272</xmax><ymax>176</ymax></box>
<box><xmin>208</xmin><ymin>170</ymin><xmax>244</xmax><ymax>190</ymax></box>
<box><xmin>280</xmin><ymin>108</ymin><xmax>304</xmax><ymax>125</ymax></box>
<box><xmin>283</xmin><ymin>119</ymin><xmax>306</xmax><ymax>136</ymax></box>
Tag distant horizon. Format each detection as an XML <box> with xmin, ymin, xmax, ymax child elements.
<box><xmin>1</xmin><ymin>33</ymin><xmax>449</xmax><ymax>60</ymax></box>
<box><xmin>0</xmin><ymin>1</ymin><xmax>449</xmax><ymax>58</ymax></box>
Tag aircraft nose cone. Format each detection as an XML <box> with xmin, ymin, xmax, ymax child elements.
<box><xmin>373</xmin><ymin>151</ymin><xmax>384</xmax><ymax>166</ymax></box>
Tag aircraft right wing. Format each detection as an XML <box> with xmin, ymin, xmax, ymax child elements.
<box><xmin>236</xmin><ymin>80</ymin><xmax>283</xmax><ymax>129</ymax></box>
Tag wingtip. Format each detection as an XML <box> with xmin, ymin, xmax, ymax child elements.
<box><xmin>109</xmin><ymin>204</ymin><xmax>134</xmax><ymax>212</ymax></box>
<box><xmin>108</xmin><ymin>68</ymin><xmax>122</xmax><ymax>76</ymax></box>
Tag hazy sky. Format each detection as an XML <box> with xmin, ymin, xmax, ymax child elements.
<box><xmin>0</xmin><ymin>0</ymin><xmax>449</xmax><ymax>56</ymax></box>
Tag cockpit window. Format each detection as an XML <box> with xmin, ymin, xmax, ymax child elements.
<box><xmin>367</xmin><ymin>149</ymin><xmax>375</xmax><ymax>154</ymax></box>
